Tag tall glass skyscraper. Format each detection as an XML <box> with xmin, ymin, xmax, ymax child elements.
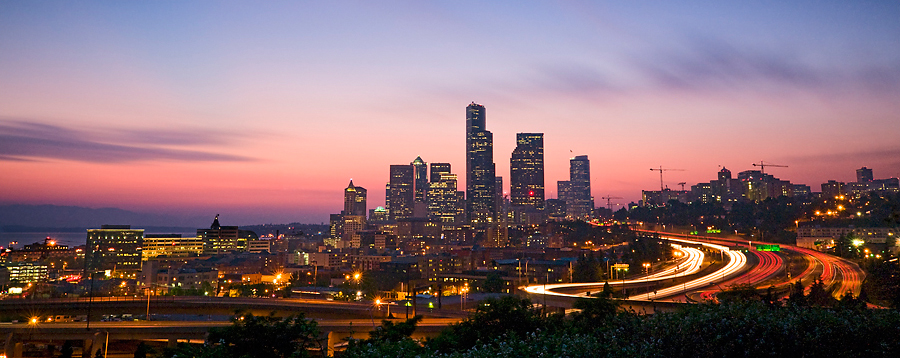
<box><xmin>411</xmin><ymin>156</ymin><xmax>428</xmax><ymax>203</ymax></box>
<box><xmin>388</xmin><ymin>164</ymin><xmax>414</xmax><ymax>220</ymax></box>
<box><xmin>343</xmin><ymin>180</ymin><xmax>367</xmax><ymax>217</ymax></box>
<box><xmin>510</xmin><ymin>133</ymin><xmax>544</xmax><ymax>209</ymax></box>
<box><xmin>568</xmin><ymin>155</ymin><xmax>593</xmax><ymax>218</ymax></box>
<box><xmin>465</xmin><ymin>102</ymin><xmax>496</xmax><ymax>225</ymax></box>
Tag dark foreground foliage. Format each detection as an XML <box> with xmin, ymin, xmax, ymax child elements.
<box><xmin>344</xmin><ymin>296</ymin><xmax>900</xmax><ymax>358</ymax></box>
<box><xmin>152</xmin><ymin>297</ymin><xmax>900</xmax><ymax>358</ymax></box>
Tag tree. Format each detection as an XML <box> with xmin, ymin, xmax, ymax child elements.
<box><xmin>787</xmin><ymin>281</ymin><xmax>808</xmax><ymax>306</ymax></box>
<box><xmin>133</xmin><ymin>342</ymin><xmax>152</xmax><ymax>358</ymax></box>
<box><xmin>344</xmin><ymin>316</ymin><xmax>425</xmax><ymax>358</ymax></box>
<box><xmin>426</xmin><ymin>296</ymin><xmax>549</xmax><ymax>354</ymax></box>
<box><xmin>482</xmin><ymin>272</ymin><xmax>504</xmax><ymax>293</ymax></box>
<box><xmin>571</xmin><ymin>294</ymin><xmax>619</xmax><ymax>332</ymax></box>
<box><xmin>203</xmin><ymin>312</ymin><xmax>322</xmax><ymax>358</ymax></box>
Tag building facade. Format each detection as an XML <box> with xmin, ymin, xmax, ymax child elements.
<box><xmin>510</xmin><ymin>133</ymin><xmax>545</xmax><ymax>210</ymax></box>
<box><xmin>85</xmin><ymin>225</ymin><xmax>144</xmax><ymax>276</ymax></box>
<box><xmin>388</xmin><ymin>164</ymin><xmax>415</xmax><ymax>220</ymax></box>
<box><xmin>465</xmin><ymin>102</ymin><xmax>497</xmax><ymax>226</ymax></box>
<box><xmin>567</xmin><ymin>155</ymin><xmax>593</xmax><ymax>218</ymax></box>
<box><xmin>343</xmin><ymin>180</ymin><xmax>367</xmax><ymax>217</ymax></box>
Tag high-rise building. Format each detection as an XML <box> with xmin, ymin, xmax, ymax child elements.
<box><xmin>510</xmin><ymin>133</ymin><xmax>544</xmax><ymax>209</ymax></box>
<box><xmin>857</xmin><ymin>167</ymin><xmax>874</xmax><ymax>183</ymax></box>
<box><xmin>85</xmin><ymin>225</ymin><xmax>143</xmax><ymax>276</ymax></box>
<box><xmin>388</xmin><ymin>164</ymin><xmax>415</xmax><ymax>220</ymax></box>
<box><xmin>343</xmin><ymin>180</ymin><xmax>367</xmax><ymax>217</ymax></box>
<box><xmin>198</xmin><ymin>215</ymin><xmax>249</xmax><ymax>254</ymax></box>
<box><xmin>411</xmin><ymin>156</ymin><xmax>428</xmax><ymax>203</ymax></box>
<box><xmin>495</xmin><ymin>176</ymin><xmax>506</xmax><ymax>219</ymax></box>
<box><xmin>142</xmin><ymin>234</ymin><xmax>203</xmax><ymax>260</ymax></box>
<box><xmin>567</xmin><ymin>155</ymin><xmax>593</xmax><ymax>218</ymax></box>
<box><xmin>427</xmin><ymin>172</ymin><xmax>461</xmax><ymax>228</ymax></box>
<box><xmin>465</xmin><ymin>102</ymin><xmax>496</xmax><ymax>225</ymax></box>
<box><xmin>430</xmin><ymin>162</ymin><xmax>452</xmax><ymax>182</ymax></box>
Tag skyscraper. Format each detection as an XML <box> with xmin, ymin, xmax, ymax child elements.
<box><xmin>857</xmin><ymin>167</ymin><xmax>873</xmax><ymax>183</ymax></box>
<box><xmin>427</xmin><ymin>172</ymin><xmax>461</xmax><ymax>228</ymax></box>
<box><xmin>388</xmin><ymin>164</ymin><xmax>415</xmax><ymax>220</ymax></box>
<box><xmin>343</xmin><ymin>180</ymin><xmax>367</xmax><ymax>217</ymax></box>
<box><xmin>510</xmin><ymin>133</ymin><xmax>544</xmax><ymax>209</ymax></box>
<box><xmin>85</xmin><ymin>225</ymin><xmax>143</xmax><ymax>276</ymax></box>
<box><xmin>465</xmin><ymin>102</ymin><xmax>496</xmax><ymax>225</ymax></box>
<box><xmin>411</xmin><ymin>156</ymin><xmax>428</xmax><ymax>203</ymax></box>
<box><xmin>430</xmin><ymin>162</ymin><xmax>452</xmax><ymax>182</ymax></box>
<box><xmin>567</xmin><ymin>155</ymin><xmax>593</xmax><ymax>218</ymax></box>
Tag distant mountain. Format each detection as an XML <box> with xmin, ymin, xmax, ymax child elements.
<box><xmin>0</xmin><ymin>204</ymin><xmax>207</xmax><ymax>231</ymax></box>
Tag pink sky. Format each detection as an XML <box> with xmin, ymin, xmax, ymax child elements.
<box><xmin>1</xmin><ymin>1</ymin><xmax>899</xmax><ymax>224</ymax></box>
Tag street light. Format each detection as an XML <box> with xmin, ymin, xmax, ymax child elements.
<box><xmin>643</xmin><ymin>263</ymin><xmax>651</xmax><ymax>300</ymax></box>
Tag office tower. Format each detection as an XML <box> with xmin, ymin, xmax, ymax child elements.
<box><xmin>342</xmin><ymin>215</ymin><xmax>366</xmax><ymax>248</ymax></box>
<box><xmin>495</xmin><ymin>176</ymin><xmax>505</xmax><ymax>219</ymax></box>
<box><xmin>384</xmin><ymin>183</ymin><xmax>390</xmax><ymax>214</ymax></box>
<box><xmin>85</xmin><ymin>225</ymin><xmax>143</xmax><ymax>276</ymax></box>
<box><xmin>857</xmin><ymin>167</ymin><xmax>873</xmax><ymax>183</ymax></box>
<box><xmin>430</xmin><ymin>162</ymin><xmax>452</xmax><ymax>182</ymax></box>
<box><xmin>510</xmin><ymin>133</ymin><xmax>545</xmax><ymax>209</ymax></box>
<box><xmin>567</xmin><ymin>155</ymin><xmax>593</xmax><ymax>218</ymax></box>
<box><xmin>198</xmin><ymin>215</ymin><xmax>244</xmax><ymax>254</ymax></box>
<box><xmin>388</xmin><ymin>164</ymin><xmax>415</xmax><ymax>220</ymax></box>
<box><xmin>329</xmin><ymin>213</ymin><xmax>344</xmax><ymax>238</ymax></box>
<box><xmin>427</xmin><ymin>172</ymin><xmax>460</xmax><ymax>228</ymax></box>
<box><xmin>142</xmin><ymin>234</ymin><xmax>203</xmax><ymax>260</ymax></box>
<box><xmin>465</xmin><ymin>102</ymin><xmax>496</xmax><ymax>225</ymax></box>
<box><xmin>411</xmin><ymin>156</ymin><xmax>428</xmax><ymax>203</ymax></box>
<box><xmin>557</xmin><ymin>181</ymin><xmax>572</xmax><ymax>204</ymax></box>
<box><xmin>343</xmin><ymin>180</ymin><xmax>367</xmax><ymax>217</ymax></box>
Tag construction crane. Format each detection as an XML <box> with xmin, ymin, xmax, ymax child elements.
<box><xmin>650</xmin><ymin>166</ymin><xmax>685</xmax><ymax>191</ymax></box>
<box><xmin>677</xmin><ymin>182</ymin><xmax>687</xmax><ymax>191</ymax></box>
<box><xmin>752</xmin><ymin>161</ymin><xmax>788</xmax><ymax>174</ymax></box>
<box><xmin>601</xmin><ymin>196</ymin><xmax>623</xmax><ymax>211</ymax></box>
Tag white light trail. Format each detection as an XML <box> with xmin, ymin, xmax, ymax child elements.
<box><xmin>523</xmin><ymin>245</ymin><xmax>704</xmax><ymax>298</ymax></box>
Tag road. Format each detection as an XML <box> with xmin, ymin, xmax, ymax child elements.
<box><xmin>523</xmin><ymin>236</ymin><xmax>749</xmax><ymax>301</ymax></box>
<box><xmin>637</xmin><ymin>229</ymin><xmax>865</xmax><ymax>298</ymax></box>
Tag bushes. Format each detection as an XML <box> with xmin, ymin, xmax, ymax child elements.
<box><xmin>343</xmin><ymin>297</ymin><xmax>900</xmax><ymax>358</ymax></box>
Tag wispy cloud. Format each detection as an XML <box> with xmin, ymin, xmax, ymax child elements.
<box><xmin>0</xmin><ymin>119</ymin><xmax>256</xmax><ymax>163</ymax></box>
<box><xmin>633</xmin><ymin>36</ymin><xmax>900</xmax><ymax>94</ymax></box>
<box><xmin>510</xmin><ymin>36</ymin><xmax>900</xmax><ymax>99</ymax></box>
<box><xmin>786</xmin><ymin>148</ymin><xmax>900</xmax><ymax>167</ymax></box>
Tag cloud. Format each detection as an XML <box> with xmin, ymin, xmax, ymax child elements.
<box><xmin>510</xmin><ymin>36</ymin><xmax>900</xmax><ymax>99</ymax></box>
<box><xmin>0</xmin><ymin>119</ymin><xmax>256</xmax><ymax>163</ymax></box>
<box><xmin>785</xmin><ymin>148</ymin><xmax>900</xmax><ymax>166</ymax></box>
<box><xmin>633</xmin><ymin>36</ymin><xmax>900</xmax><ymax>95</ymax></box>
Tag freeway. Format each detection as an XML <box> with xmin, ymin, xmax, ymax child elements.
<box><xmin>523</xmin><ymin>236</ymin><xmax>749</xmax><ymax>301</ymax></box>
<box><xmin>2</xmin><ymin>317</ymin><xmax>462</xmax><ymax>331</ymax></box>
<box><xmin>522</xmin><ymin>245</ymin><xmax>704</xmax><ymax>299</ymax></box>
<box><xmin>637</xmin><ymin>229</ymin><xmax>864</xmax><ymax>298</ymax></box>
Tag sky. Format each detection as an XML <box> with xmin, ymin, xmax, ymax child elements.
<box><xmin>1</xmin><ymin>1</ymin><xmax>899</xmax><ymax>225</ymax></box>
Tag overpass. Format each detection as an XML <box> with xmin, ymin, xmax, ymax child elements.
<box><xmin>0</xmin><ymin>317</ymin><xmax>460</xmax><ymax>357</ymax></box>
<box><xmin>0</xmin><ymin>296</ymin><xmax>468</xmax><ymax>321</ymax></box>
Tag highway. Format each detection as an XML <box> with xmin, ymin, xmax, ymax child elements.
<box><xmin>637</xmin><ymin>229</ymin><xmax>865</xmax><ymax>299</ymax></box>
<box><xmin>522</xmin><ymin>245</ymin><xmax>703</xmax><ymax>298</ymax></box>
<box><xmin>523</xmin><ymin>236</ymin><xmax>749</xmax><ymax>301</ymax></box>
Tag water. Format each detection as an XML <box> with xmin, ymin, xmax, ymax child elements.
<box><xmin>0</xmin><ymin>231</ymin><xmax>88</xmax><ymax>248</ymax></box>
<box><xmin>0</xmin><ymin>230</ymin><xmax>197</xmax><ymax>248</ymax></box>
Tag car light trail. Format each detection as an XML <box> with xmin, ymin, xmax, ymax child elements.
<box><xmin>522</xmin><ymin>245</ymin><xmax>704</xmax><ymax>298</ymax></box>
<box><xmin>523</xmin><ymin>236</ymin><xmax>748</xmax><ymax>300</ymax></box>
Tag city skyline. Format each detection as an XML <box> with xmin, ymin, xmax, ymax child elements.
<box><xmin>2</xmin><ymin>2</ymin><xmax>899</xmax><ymax>225</ymax></box>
